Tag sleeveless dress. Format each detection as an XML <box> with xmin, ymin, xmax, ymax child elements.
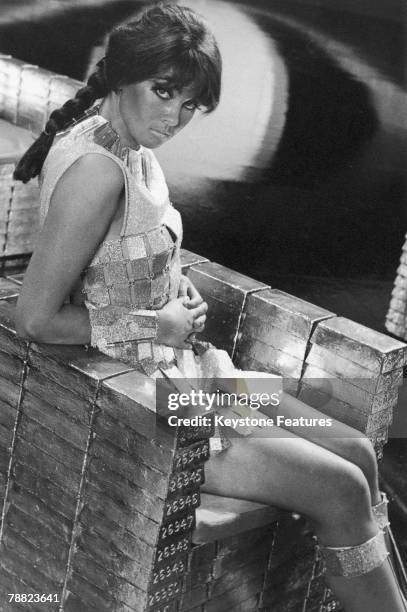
<box><xmin>39</xmin><ymin>112</ymin><xmax>279</xmax><ymax>452</ymax></box>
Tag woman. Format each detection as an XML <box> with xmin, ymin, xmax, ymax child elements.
<box><xmin>14</xmin><ymin>4</ymin><xmax>405</xmax><ymax>611</ymax></box>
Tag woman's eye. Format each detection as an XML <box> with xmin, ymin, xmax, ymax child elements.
<box><xmin>155</xmin><ymin>87</ymin><xmax>171</xmax><ymax>100</ymax></box>
<box><xmin>183</xmin><ymin>100</ymin><xmax>198</xmax><ymax>112</ymax></box>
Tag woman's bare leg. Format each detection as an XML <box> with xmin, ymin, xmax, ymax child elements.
<box><xmin>218</xmin><ymin>375</ymin><xmax>381</xmax><ymax>503</ymax></box>
<box><xmin>203</xmin><ymin>429</ymin><xmax>405</xmax><ymax>612</ymax></box>
<box><xmin>267</xmin><ymin>390</ymin><xmax>407</xmax><ymax>594</ymax></box>
<box><xmin>265</xmin><ymin>390</ymin><xmax>381</xmax><ymax>504</ymax></box>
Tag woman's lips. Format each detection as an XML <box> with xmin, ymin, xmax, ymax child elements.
<box><xmin>151</xmin><ymin>128</ymin><xmax>172</xmax><ymax>139</ymax></box>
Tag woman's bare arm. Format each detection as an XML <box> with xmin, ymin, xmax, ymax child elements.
<box><xmin>15</xmin><ymin>153</ymin><xmax>124</xmax><ymax>344</ymax></box>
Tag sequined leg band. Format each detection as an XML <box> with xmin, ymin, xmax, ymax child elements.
<box><xmin>319</xmin><ymin>530</ymin><xmax>388</xmax><ymax>577</ymax></box>
<box><xmin>373</xmin><ymin>492</ymin><xmax>407</xmax><ymax>604</ymax></box>
<box><xmin>372</xmin><ymin>491</ymin><xmax>390</xmax><ymax>530</ymax></box>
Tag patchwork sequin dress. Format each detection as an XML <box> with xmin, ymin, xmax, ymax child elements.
<box><xmin>39</xmin><ymin>113</ymin><xmax>278</xmax><ymax>452</ymax></box>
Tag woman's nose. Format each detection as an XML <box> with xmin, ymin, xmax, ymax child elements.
<box><xmin>163</xmin><ymin>101</ymin><xmax>182</xmax><ymax>127</ymax></box>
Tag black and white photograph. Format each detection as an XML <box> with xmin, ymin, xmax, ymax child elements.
<box><xmin>0</xmin><ymin>1</ymin><xmax>406</xmax><ymax>611</ymax></box>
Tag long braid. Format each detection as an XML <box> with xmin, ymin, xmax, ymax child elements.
<box><xmin>13</xmin><ymin>59</ymin><xmax>109</xmax><ymax>183</ymax></box>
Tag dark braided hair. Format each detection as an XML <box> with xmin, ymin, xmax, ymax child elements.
<box><xmin>14</xmin><ymin>3</ymin><xmax>222</xmax><ymax>183</ymax></box>
<box><xmin>14</xmin><ymin>60</ymin><xmax>108</xmax><ymax>183</ymax></box>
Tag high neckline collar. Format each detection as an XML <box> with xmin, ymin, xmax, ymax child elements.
<box><xmin>64</xmin><ymin>105</ymin><xmax>143</xmax><ymax>161</ymax></box>
<box><xmin>96</xmin><ymin>95</ymin><xmax>142</xmax><ymax>154</ymax></box>
<box><xmin>92</xmin><ymin>105</ymin><xmax>142</xmax><ymax>159</ymax></box>
<box><xmin>93</xmin><ymin>119</ymin><xmax>143</xmax><ymax>162</ymax></box>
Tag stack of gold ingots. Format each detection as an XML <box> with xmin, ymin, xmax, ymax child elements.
<box><xmin>0</xmin><ymin>171</ymin><xmax>40</xmax><ymax>260</ymax></box>
<box><xmin>0</xmin><ymin>56</ymin><xmax>82</xmax><ymax>266</ymax></box>
<box><xmin>149</xmin><ymin>444</ymin><xmax>210</xmax><ymax>612</ymax></box>
<box><xmin>0</xmin><ymin>58</ymin><xmax>40</xmax><ymax>262</ymax></box>
<box><xmin>298</xmin><ymin>316</ymin><xmax>407</xmax><ymax>457</ymax></box>
<box><xmin>184</xmin><ymin>260</ymin><xmax>269</xmax><ymax>358</ymax></box>
<box><xmin>147</xmin><ymin>383</ymin><xmax>215</xmax><ymax>612</ymax></box>
<box><xmin>0</xmin><ymin>275</ymin><xmax>215</xmax><ymax>612</ymax></box>
<box><xmin>235</xmin><ymin>289</ymin><xmax>334</xmax><ymax>395</ymax></box>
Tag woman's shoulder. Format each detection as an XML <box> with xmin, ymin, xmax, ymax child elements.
<box><xmin>47</xmin><ymin>114</ymin><xmax>117</xmax><ymax>159</ymax></box>
<box><xmin>59</xmin><ymin>153</ymin><xmax>124</xmax><ymax>192</ymax></box>
<box><xmin>39</xmin><ymin>117</ymin><xmax>125</xmax><ymax>224</ymax></box>
<box><xmin>53</xmin><ymin>112</ymin><xmax>110</xmax><ymax>147</ymax></box>
<box><xmin>38</xmin><ymin>150</ymin><xmax>124</xmax><ymax>240</ymax></box>
<box><xmin>42</xmin><ymin>116</ymin><xmax>125</xmax><ymax>185</ymax></box>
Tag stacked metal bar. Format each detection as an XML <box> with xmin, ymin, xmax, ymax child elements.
<box><xmin>181</xmin><ymin>509</ymin><xmax>332</xmax><ymax>612</ymax></box>
<box><xmin>0</xmin><ymin>56</ymin><xmax>82</xmax><ymax>136</ymax></box>
<box><xmin>148</xmin><ymin>409</ymin><xmax>213</xmax><ymax>612</ymax></box>
<box><xmin>386</xmin><ymin>232</ymin><xmax>407</xmax><ymax>339</ymax></box>
<box><xmin>185</xmin><ymin>494</ymin><xmax>279</xmax><ymax>611</ymax></box>
<box><xmin>0</xmin><ymin>56</ymin><xmax>82</xmax><ymax>265</ymax></box>
<box><xmin>182</xmin><ymin>525</ymin><xmax>277</xmax><ymax>611</ymax></box>
<box><xmin>1</xmin><ymin>260</ymin><xmax>405</xmax><ymax>611</ymax></box>
<box><xmin>15</xmin><ymin>65</ymin><xmax>48</xmax><ymax>133</ymax></box>
<box><xmin>47</xmin><ymin>73</ymin><xmax>82</xmax><ymax>119</ymax></box>
<box><xmin>234</xmin><ymin>289</ymin><xmax>334</xmax><ymax>394</ymax></box>
<box><xmin>0</xmin><ymin>280</ymin><xmax>25</xmax><ymax>526</ymax></box>
<box><xmin>0</xmin><ymin>58</ymin><xmax>40</xmax><ymax>261</ymax></box>
<box><xmin>179</xmin><ymin>249</ymin><xmax>209</xmax><ymax>273</ymax></box>
<box><xmin>0</xmin><ymin>55</ymin><xmax>23</xmax><ymax>124</ymax></box>
<box><xmin>0</xmin><ymin>177</ymin><xmax>41</xmax><ymax>259</ymax></box>
<box><xmin>183</xmin><ymin>261</ymin><xmax>269</xmax><ymax>357</ymax></box>
<box><xmin>299</xmin><ymin>316</ymin><xmax>407</xmax><ymax>457</ymax></box>
<box><xmin>0</xmin><ymin>277</ymin><xmax>213</xmax><ymax>612</ymax></box>
<box><xmin>258</xmin><ymin>516</ymin><xmax>322</xmax><ymax>612</ymax></box>
<box><xmin>303</xmin><ymin>549</ymin><xmax>342</xmax><ymax>612</ymax></box>
<box><xmin>0</xmin><ymin>163</ymin><xmax>16</xmax><ymax>256</ymax></box>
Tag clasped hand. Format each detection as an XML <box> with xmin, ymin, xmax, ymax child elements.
<box><xmin>156</xmin><ymin>276</ymin><xmax>207</xmax><ymax>348</ymax></box>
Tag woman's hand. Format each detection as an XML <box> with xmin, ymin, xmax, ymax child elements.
<box><xmin>156</xmin><ymin>297</ymin><xmax>208</xmax><ymax>348</ymax></box>
<box><xmin>178</xmin><ymin>275</ymin><xmax>204</xmax><ymax>307</ymax></box>
<box><xmin>176</xmin><ymin>276</ymin><xmax>208</xmax><ymax>343</ymax></box>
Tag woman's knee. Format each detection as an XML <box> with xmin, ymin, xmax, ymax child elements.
<box><xmin>310</xmin><ymin>460</ymin><xmax>372</xmax><ymax>528</ymax></box>
<box><xmin>340</xmin><ymin>436</ymin><xmax>378</xmax><ymax>491</ymax></box>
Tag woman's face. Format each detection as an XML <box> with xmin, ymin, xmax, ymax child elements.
<box><xmin>117</xmin><ymin>74</ymin><xmax>199</xmax><ymax>149</ymax></box>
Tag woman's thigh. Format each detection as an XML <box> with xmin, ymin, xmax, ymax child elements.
<box><xmin>219</xmin><ymin>373</ymin><xmax>377</xmax><ymax>479</ymax></box>
<box><xmin>267</xmin><ymin>391</ymin><xmax>379</xmax><ymax>490</ymax></box>
<box><xmin>202</xmin><ymin>424</ymin><xmax>369</xmax><ymax>524</ymax></box>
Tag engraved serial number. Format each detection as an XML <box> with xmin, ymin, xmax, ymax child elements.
<box><xmin>165</xmin><ymin>492</ymin><xmax>200</xmax><ymax>518</ymax></box>
<box><xmin>160</xmin><ymin>514</ymin><xmax>195</xmax><ymax>541</ymax></box>
<box><xmin>174</xmin><ymin>441</ymin><xmax>210</xmax><ymax>470</ymax></box>
<box><xmin>152</xmin><ymin>559</ymin><xmax>186</xmax><ymax>585</ymax></box>
<box><xmin>148</xmin><ymin>580</ymin><xmax>181</xmax><ymax>608</ymax></box>
<box><xmin>156</xmin><ymin>536</ymin><xmax>190</xmax><ymax>563</ymax></box>
<box><xmin>177</xmin><ymin>422</ymin><xmax>214</xmax><ymax>445</ymax></box>
<box><xmin>8</xmin><ymin>594</ymin><xmax>59</xmax><ymax>603</ymax></box>
<box><xmin>168</xmin><ymin>467</ymin><xmax>204</xmax><ymax>494</ymax></box>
